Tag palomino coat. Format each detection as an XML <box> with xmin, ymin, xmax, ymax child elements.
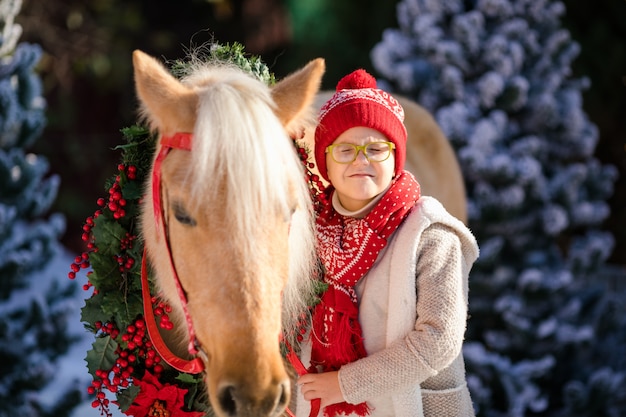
<box><xmin>296</xmin><ymin>196</ymin><xmax>479</xmax><ymax>417</ymax></box>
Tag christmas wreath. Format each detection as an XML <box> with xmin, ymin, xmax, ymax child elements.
<box><xmin>69</xmin><ymin>43</ymin><xmax>327</xmax><ymax>417</ymax></box>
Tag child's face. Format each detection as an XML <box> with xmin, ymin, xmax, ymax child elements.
<box><xmin>326</xmin><ymin>127</ymin><xmax>395</xmax><ymax>212</ymax></box>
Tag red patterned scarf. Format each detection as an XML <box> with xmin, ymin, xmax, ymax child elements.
<box><xmin>310</xmin><ymin>171</ymin><xmax>420</xmax><ymax>416</ymax></box>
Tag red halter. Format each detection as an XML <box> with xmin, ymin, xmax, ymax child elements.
<box><xmin>141</xmin><ymin>132</ymin><xmax>205</xmax><ymax>374</ymax></box>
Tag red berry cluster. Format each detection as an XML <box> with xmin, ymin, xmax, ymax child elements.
<box><xmin>81</xmin><ymin>215</ymin><xmax>99</xmax><ymax>250</ymax></box>
<box><xmin>68</xmin><ymin>164</ymin><xmax>139</xmax><ymax>285</ymax></box>
<box><xmin>113</xmin><ymin>232</ymin><xmax>138</xmax><ymax>272</ymax></box>
<box><xmin>281</xmin><ymin>310</ymin><xmax>313</xmax><ymax>347</ymax></box>
<box><xmin>69</xmin><ymin>252</ymin><xmax>90</xmax><ymax>280</ymax></box>
<box><xmin>88</xmin><ymin>317</ymin><xmax>165</xmax><ymax>416</ymax></box>
<box><xmin>120</xmin><ymin>232</ymin><xmax>137</xmax><ymax>250</ymax></box>
<box><xmin>114</xmin><ymin>253</ymin><xmax>136</xmax><ymax>273</ymax></box>
<box><xmin>152</xmin><ymin>296</ymin><xmax>175</xmax><ymax>330</ymax></box>
<box><xmin>68</xmin><ymin>213</ymin><xmax>101</xmax><ymax>283</ymax></box>
<box><xmin>106</xmin><ymin>164</ymin><xmax>135</xmax><ymax>220</ymax></box>
<box><xmin>294</xmin><ymin>312</ymin><xmax>310</xmax><ymax>343</ymax></box>
<box><xmin>293</xmin><ymin>141</ymin><xmax>328</xmax><ymax>211</ymax></box>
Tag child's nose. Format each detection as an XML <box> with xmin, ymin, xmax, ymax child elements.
<box><xmin>353</xmin><ymin>149</ymin><xmax>370</xmax><ymax>164</ymax></box>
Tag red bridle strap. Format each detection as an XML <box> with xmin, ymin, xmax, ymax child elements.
<box><xmin>161</xmin><ymin>131</ymin><xmax>193</xmax><ymax>150</ymax></box>
<box><xmin>141</xmin><ymin>132</ymin><xmax>205</xmax><ymax>373</ymax></box>
<box><xmin>152</xmin><ymin>133</ymin><xmax>192</xmax><ymax>236</ymax></box>
<box><xmin>141</xmin><ymin>250</ymin><xmax>204</xmax><ymax>373</ymax></box>
<box><xmin>283</xmin><ymin>339</ymin><xmax>322</xmax><ymax>417</ymax></box>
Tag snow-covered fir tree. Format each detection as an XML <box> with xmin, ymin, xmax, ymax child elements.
<box><xmin>372</xmin><ymin>0</ymin><xmax>626</xmax><ymax>416</ymax></box>
<box><xmin>0</xmin><ymin>0</ymin><xmax>84</xmax><ymax>415</ymax></box>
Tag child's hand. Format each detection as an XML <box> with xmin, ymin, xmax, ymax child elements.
<box><xmin>298</xmin><ymin>371</ymin><xmax>344</xmax><ymax>409</ymax></box>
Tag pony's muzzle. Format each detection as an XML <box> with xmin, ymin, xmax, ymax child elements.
<box><xmin>217</xmin><ymin>378</ymin><xmax>290</xmax><ymax>417</ymax></box>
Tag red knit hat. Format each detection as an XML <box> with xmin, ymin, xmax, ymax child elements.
<box><xmin>314</xmin><ymin>69</ymin><xmax>407</xmax><ymax>181</ymax></box>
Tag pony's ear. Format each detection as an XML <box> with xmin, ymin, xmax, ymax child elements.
<box><xmin>132</xmin><ymin>50</ymin><xmax>198</xmax><ymax>135</ymax></box>
<box><xmin>271</xmin><ymin>58</ymin><xmax>325</xmax><ymax>133</ymax></box>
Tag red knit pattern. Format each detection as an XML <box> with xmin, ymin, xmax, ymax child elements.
<box><xmin>310</xmin><ymin>171</ymin><xmax>421</xmax><ymax>416</ymax></box>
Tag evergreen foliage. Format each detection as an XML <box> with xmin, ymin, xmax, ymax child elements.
<box><xmin>372</xmin><ymin>0</ymin><xmax>626</xmax><ymax>416</ymax></box>
<box><xmin>170</xmin><ymin>42</ymin><xmax>276</xmax><ymax>86</ymax></box>
<box><xmin>0</xmin><ymin>0</ymin><xmax>82</xmax><ymax>415</ymax></box>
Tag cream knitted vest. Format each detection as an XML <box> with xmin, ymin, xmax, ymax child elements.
<box><xmin>296</xmin><ymin>196</ymin><xmax>478</xmax><ymax>417</ymax></box>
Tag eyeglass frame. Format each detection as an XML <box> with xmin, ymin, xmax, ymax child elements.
<box><xmin>325</xmin><ymin>141</ymin><xmax>396</xmax><ymax>164</ymax></box>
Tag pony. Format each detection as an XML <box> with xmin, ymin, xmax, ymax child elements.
<box><xmin>304</xmin><ymin>91</ymin><xmax>467</xmax><ymax>223</ymax></box>
<box><xmin>133</xmin><ymin>50</ymin><xmax>324</xmax><ymax>417</ymax></box>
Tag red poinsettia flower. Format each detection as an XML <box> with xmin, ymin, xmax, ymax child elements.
<box><xmin>124</xmin><ymin>371</ymin><xmax>204</xmax><ymax>417</ymax></box>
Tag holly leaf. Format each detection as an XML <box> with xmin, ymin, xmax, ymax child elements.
<box><xmin>81</xmin><ymin>292</ymin><xmax>108</xmax><ymax>328</ymax></box>
<box><xmin>176</xmin><ymin>373</ymin><xmax>209</xmax><ymax>413</ymax></box>
<box><xmin>81</xmin><ymin>284</ymin><xmax>143</xmax><ymax>333</ymax></box>
<box><xmin>88</xmin><ymin>253</ymin><xmax>119</xmax><ymax>290</ymax></box>
<box><xmin>92</xmin><ymin>215</ymin><xmax>127</xmax><ymax>255</ymax></box>
<box><xmin>104</xmin><ymin>289</ymin><xmax>144</xmax><ymax>328</ymax></box>
<box><xmin>121</xmin><ymin>180</ymin><xmax>143</xmax><ymax>200</ymax></box>
<box><xmin>176</xmin><ymin>373</ymin><xmax>203</xmax><ymax>384</ymax></box>
<box><xmin>116</xmin><ymin>384</ymin><xmax>141</xmax><ymax>412</ymax></box>
<box><xmin>86</xmin><ymin>335</ymin><xmax>119</xmax><ymax>375</ymax></box>
<box><xmin>100</xmin><ymin>291</ymin><xmax>127</xmax><ymax>323</ymax></box>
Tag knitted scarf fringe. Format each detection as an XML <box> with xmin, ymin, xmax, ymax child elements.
<box><xmin>311</xmin><ymin>288</ymin><xmax>367</xmax><ymax>367</ymax></box>
<box><xmin>323</xmin><ymin>401</ymin><xmax>371</xmax><ymax>417</ymax></box>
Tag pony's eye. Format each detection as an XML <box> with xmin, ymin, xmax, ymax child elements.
<box><xmin>172</xmin><ymin>203</ymin><xmax>197</xmax><ymax>226</ymax></box>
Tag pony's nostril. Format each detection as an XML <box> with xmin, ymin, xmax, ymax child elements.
<box><xmin>218</xmin><ymin>385</ymin><xmax>237</xmax><ymax>417</ymax></box>
<box><xmin>276</xmin><ymin>380</ymin><xmax>290</xmax><ymax>413</ymax></box>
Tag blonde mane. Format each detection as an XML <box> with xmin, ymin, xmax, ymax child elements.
<box><xmin>180</xmin><ymin>64</ymin><xmax>317</xmax><ymax>340</ymax></box>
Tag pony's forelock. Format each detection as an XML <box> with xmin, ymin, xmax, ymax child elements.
<box><xmin>180</xmin><ymin>64</ymin><xmax>317</xmax><ymax>337</ymax></box>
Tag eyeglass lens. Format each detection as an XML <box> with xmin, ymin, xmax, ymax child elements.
<box><xmin>330</xmin><ymin>142</ymin><xmax>393</xmax><ymax>163</ymax></box>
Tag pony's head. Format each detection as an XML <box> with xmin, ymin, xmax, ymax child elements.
<box><xmin>133</xmin><ymin>49</ymin><xmax>324</xmax><ymax>417</ymax></box>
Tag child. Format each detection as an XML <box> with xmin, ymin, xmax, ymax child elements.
<box><xmin>296</xmin><ymin>69</ymin><xmax>479</xmax><ymax>417</ymax></box>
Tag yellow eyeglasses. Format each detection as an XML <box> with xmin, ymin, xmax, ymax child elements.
<box><xmin>326</xmin><ymin>142</ymin><xmax>395</xmax><ymax>164</ymax></box>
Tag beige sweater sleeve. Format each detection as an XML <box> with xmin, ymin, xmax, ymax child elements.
<box><xmin>338</xmin><ymin>224</ymin><xmax>468</xmax><ymax>404</ymax></box>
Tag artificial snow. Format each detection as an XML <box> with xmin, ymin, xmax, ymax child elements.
<box><xmin>31</xmin><ymin>245</ymin><xmax>123</xmax><ymax>417</ymax></box>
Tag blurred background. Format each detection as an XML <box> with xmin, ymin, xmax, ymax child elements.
<box><xmin>17</xmin><ymin>0</ymin><xmax>625</xmax><ymax>265</ymax></box>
